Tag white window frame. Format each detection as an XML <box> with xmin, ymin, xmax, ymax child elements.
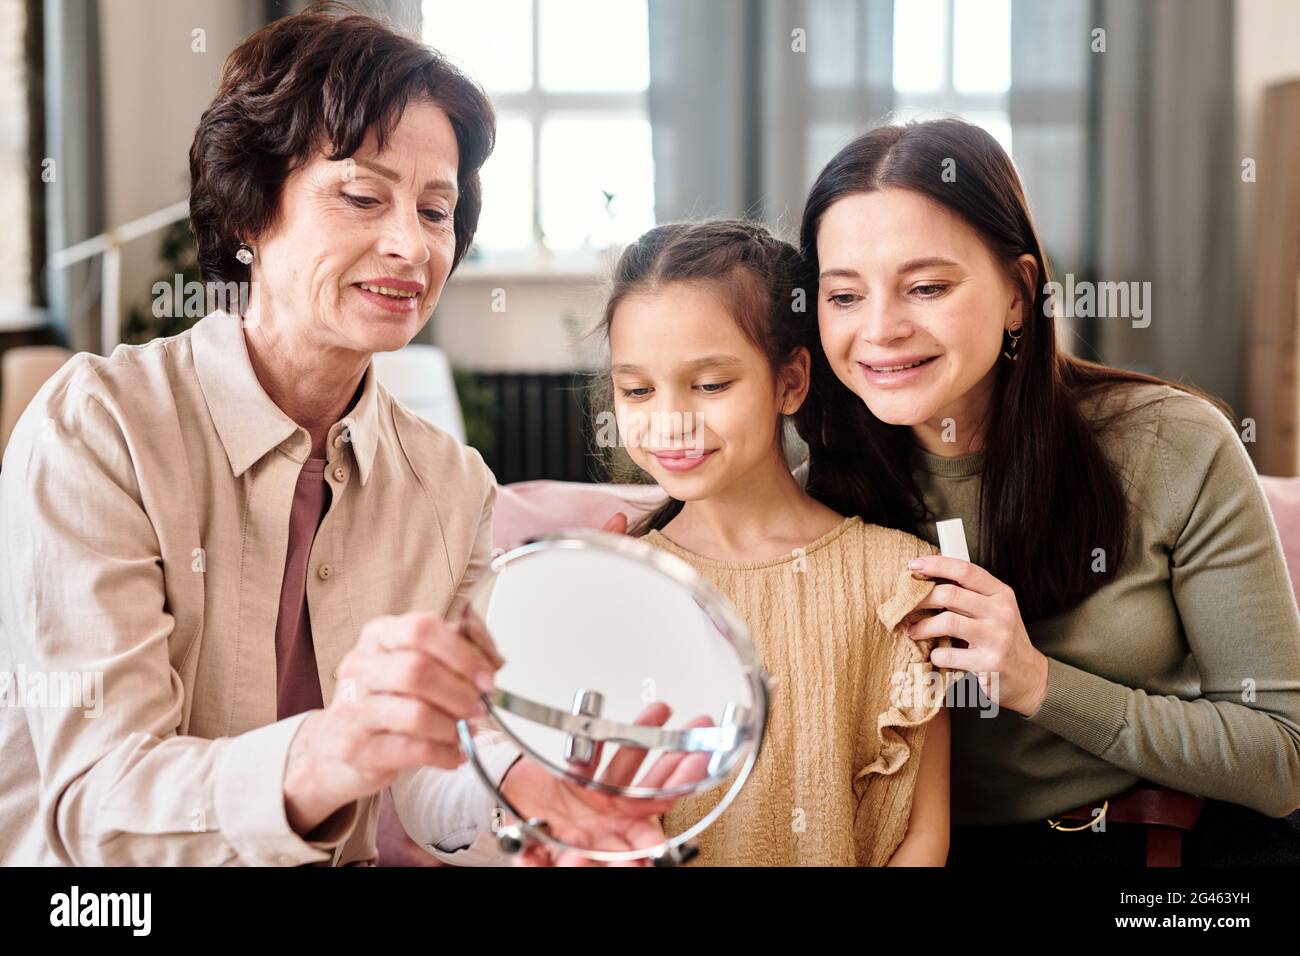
<box><xmin>426</xmin><ymin>0</ymin><xmax>651</xmax><ymax>278</ymax></box>
<box><xmin>891</xmin><ymin>0</ymin><xmax>1011</xmax><ymax>146</ymax></box>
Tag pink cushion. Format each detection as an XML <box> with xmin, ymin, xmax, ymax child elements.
<box><xmin>496</xmin><ymin>477</ymin><xmax>1300</xmax><ymax>601</ymax></box>
<box><xmin>492</xmin><ymin>480</ymin><xmax>665</xmax><ymax>553</ymax></box>
<box><xmin>1261</xmin><ymin>476</ymin><xmax>1300</xmax><ymax>601</ymax></box>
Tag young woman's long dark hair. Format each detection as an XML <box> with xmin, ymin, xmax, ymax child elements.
<box><xmin>588</xmin><ymin>219</ymin><xmax>807</xmax><ymax>536</ymax></box>
<box><xmin>796</xmin><ymin>118</ymin><xmax>1231</xmax><ymax>622</ymax></box>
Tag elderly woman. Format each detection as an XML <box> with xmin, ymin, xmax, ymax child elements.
<box><xmin>0</xmin><ymin>7</ymin><xmax>690</xmax><ymax>866</ymax></box>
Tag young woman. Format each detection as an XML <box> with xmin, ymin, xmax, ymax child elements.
<box><xmin>796</xmin><ymin>117</ymin><xmax>1300</xmax><ymax>864</ymax></box>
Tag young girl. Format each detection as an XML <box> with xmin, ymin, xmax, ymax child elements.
<box><xmin>595</xmin><ymin>219</ymin><xmax>953</xmax><ymax>866</ymax></box>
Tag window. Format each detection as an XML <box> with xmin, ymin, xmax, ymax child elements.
<box><xmin>421</xmin><ymin>0</ymin><xmax>655</xmax><ymax>265</ymax></box>
<box><xmin>891</xmin><ymin>0</ymin><xmax>1012</xmax><ymax>155</ymax></box>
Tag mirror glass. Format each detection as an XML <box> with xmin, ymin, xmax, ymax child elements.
<box><xmin>460</xmin><ymin>530</ymin><xmax>768</xmax><ymax>861</ymax></box>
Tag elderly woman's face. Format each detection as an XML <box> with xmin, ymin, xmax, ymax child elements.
<box><xmin>251</xmin><ymin>98</ymin><xmax>460</xmax><ymax>354</ymax></box>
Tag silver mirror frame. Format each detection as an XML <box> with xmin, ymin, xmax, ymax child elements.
<box><xmin>457</xmin><ymin>528</ymin><xmax>770</xmax><ymax>864</ymax></box>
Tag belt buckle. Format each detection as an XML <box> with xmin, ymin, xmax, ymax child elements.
<box><xmin>1046</xmin><ymin>798</ymin><xmax>1109</xmax><ymax>832</ymax></box>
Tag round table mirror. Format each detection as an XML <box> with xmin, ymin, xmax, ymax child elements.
<box><xmin>456</xmin><ymin>529</ymin><xmax>769</xmax><ymax>865</ymax></box>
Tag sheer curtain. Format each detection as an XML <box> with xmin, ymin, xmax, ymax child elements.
<box><xmin>647</xmin><ymin>0</ymin><xmax>894</xmax><ymax>235</ymax></box>
<box><xmin>1008</xmin><ymin>0</ymin><xmax>1091</xmax><ymax>353</ymax></box>
<box><xmin>1008</xmin><ymin>0</ymin><xmax>1237</xmax><ymax>406</ymax></box>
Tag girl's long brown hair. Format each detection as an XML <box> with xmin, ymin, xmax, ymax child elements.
<box><xmin>796</xmin><ymin>119</ymin><xmax>1231</xmax><ymax>622</ymax></box>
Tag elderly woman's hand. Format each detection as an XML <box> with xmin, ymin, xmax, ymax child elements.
<box><xmin>283</xmin><ymin>611</ymin><xmax>502</xmax><ymax>836</ymax></box>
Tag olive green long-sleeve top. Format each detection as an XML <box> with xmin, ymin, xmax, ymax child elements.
<box><xmin>907</xmin><ymin>383</ymin><xmax>1300</xmax><ymax>824</ymax></box>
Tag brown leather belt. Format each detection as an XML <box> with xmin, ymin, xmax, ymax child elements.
<box><xmin>1047</xmin><ymin>782</ymin><xmax>1206</xmax><ymax>866</ymax></box>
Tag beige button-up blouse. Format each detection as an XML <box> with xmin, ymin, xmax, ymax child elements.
<box><xmin>0</xmin><ymin>310</ymin><xmax>518</xmax><ymax>865</ymax></box>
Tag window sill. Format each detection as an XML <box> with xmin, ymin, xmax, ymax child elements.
<box><xmin>452</xmin><ymin>250</ymin><xmax>620</xmax><ymax>283</ymax></box>
<box><xmin>0</xmin><ymin>306</ymin><xmax>50</xmax><ymax>333</ymax></box>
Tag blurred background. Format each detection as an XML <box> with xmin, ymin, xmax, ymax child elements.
<box><xmin>1</xmin><ymin>0</ymin><xmax>1298</xmax><ymax>483</ymax></box>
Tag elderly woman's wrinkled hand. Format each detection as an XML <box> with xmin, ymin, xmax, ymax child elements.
<box><xmin>283</xmin><ymin>611</ymin><xmax>502</xmax><ymax>835</ymax></box>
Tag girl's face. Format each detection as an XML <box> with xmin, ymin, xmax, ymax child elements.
<box><xmin>815</xmin><ymin>188</ymin><xmax>1032</xmax><ymax>445</ymax></box>
<box><xmin>609</xmin><ymin>281</ymin><xmax>807</xmax><ymax>502</ymax></box>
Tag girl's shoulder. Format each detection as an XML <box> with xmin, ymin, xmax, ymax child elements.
<box><xmin>846</xmin><ymin>521</ymin><xmax>938</xmax><ymax>574</ymax></box>
<box><xmin>644</xmin><ymin>513</ymin><xmax>865</xmax><ymax>571</ymax></box>
<box><xmin>841</xmin><ymin>521</ymin><xmax>939</xmax><ymax>625</ymax></box>
<box><xmin>849</xmin><ymin>520</ymin><xmax>937</xmax><ymax>555</ymax></box>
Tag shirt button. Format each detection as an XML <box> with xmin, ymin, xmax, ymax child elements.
<box><xmin>332</xmin><ymin>466</ymin><xmax>347</xmax><ymax>482</ymax></box>
<box><xmin>318</xmin><ymin>564</ymin><xmax>333</xmax><ymax>580</ymax></box>
<box><xmin>332</xmin><ymin>435</ymin><xmax>343</xmax><ymax>449</ymax></box>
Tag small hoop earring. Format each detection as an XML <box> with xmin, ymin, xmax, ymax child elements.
<box><xmin>1002</xmin><ymin>325</ymin><xmax>1023</xmax><ymax>362</ymax></box>
<box><xmin>235</xmin><ymin>244</ymin><xmax>255</xmax><ymax>265</ymax></box>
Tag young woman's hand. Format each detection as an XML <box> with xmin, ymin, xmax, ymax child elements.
<box><xmin>601</xmin><ymin>511</ymin><xmax>629</xmax><ymax>534</ymax></box>
<box><xmin>904</xmin><ymin>555</ymin><xmax>1050</xmax><ymax>716</ymax></box>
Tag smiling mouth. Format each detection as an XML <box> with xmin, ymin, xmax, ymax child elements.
<box><xmin>861</xmin><ymin>356</ymin><xmax>938</xmax><ymax>372</ymax></box>
<box><xmin>354</xmin><ymin>282</ymin><xmax>419</xmax><ymax>299</ymax></box>
<box><xmin>651</xmin><ymin>449</ymin><xmax>714</xmax><ymax>458</ymax></box>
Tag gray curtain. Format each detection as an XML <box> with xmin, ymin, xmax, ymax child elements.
<box><xmin>648</xmin><ymin>0</ymin><xmax>894</xmax><ymax>235</ymax></box>
<box><xmin>1012</xmin><ymin>0</ymin><xmax>1238</xmax><ymax>408</ymax></box>
<box><xmin>42</xmin><ymin>0</ymin><xmax>103</xmax><ymax>353</ymax></box>
<box><xmin>1008</xmin><ymin>0</ymin><xmax>1092</xmax><ymax>325</ymax></box>
<box><xmin>1090</xmin><ymin>0</ymin><xmax>1238</xmax><ymax>409</ymax></box>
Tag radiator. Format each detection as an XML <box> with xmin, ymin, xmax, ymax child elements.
<box><xmin>459</xmin><ymin>371</ymin><xmax>601</xmax><ymax>485</ymax></box>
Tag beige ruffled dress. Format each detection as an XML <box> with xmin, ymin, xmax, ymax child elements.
<box><xmin>646</xmin><ymin>516</ymin><xmax>952</xmax><ymax>866</ymax></box>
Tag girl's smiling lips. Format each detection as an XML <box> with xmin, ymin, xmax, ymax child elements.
<box><xmin>857</xmin><ymin>354</ymin><xmax>940</xmax><ymax>387</ymax></box>
<box><xmin>650</xmin><ymin>448</ymin><xmax>717</xmax><ymax>472</ymax></box>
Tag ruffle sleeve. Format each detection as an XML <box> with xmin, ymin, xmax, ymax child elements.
<box><xmin>854</xmin><ymin>563</ymin><xmax>955</xmax><ymax>784</ymax></box>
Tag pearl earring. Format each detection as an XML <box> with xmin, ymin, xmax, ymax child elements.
<box><xmin>235</xmin><ymin>244</ymin><xmax>255</xmax><ymax>265</ymax></box>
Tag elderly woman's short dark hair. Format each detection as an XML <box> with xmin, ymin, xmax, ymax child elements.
<box><xmin>189</xmin><ymin>3</ymin><xmax>495</xmax><ymax>289</ymax></box>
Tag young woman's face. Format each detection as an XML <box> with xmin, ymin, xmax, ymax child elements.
<box><xmin>609</xmin><ymin>281</ymin><xmax>806</xmax><ymax>502</ymax></box>
<box><xmin>815</xmin><ymin>188</ymin><xmax>1029</xmax><ymax>441</ymax></box>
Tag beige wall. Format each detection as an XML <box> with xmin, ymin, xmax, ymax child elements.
<box><xmin>430</xmin><ymin>268</ymin><xmax>611</xmax><ymax>371</ymax></box>
<box><xmin>97</xmin><ymin>0</ymin><xmax>260</xmax><ymax>330</ymax></box>
<box><xmin>1235</xmin><ymin>0</ymin><xmax>1300</xmax><ymax>254</ymax></box>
